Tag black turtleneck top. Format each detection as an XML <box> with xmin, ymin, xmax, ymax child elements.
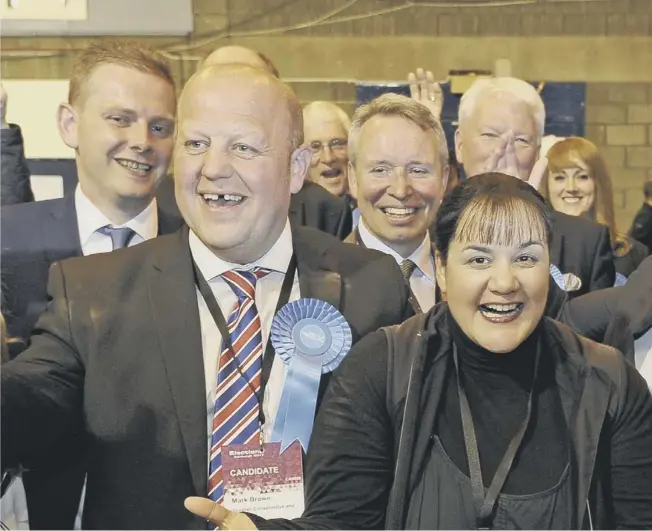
<box><xmin>436</xmin><ymin>314</ymin><xmax>569</xmax><ymax>494</ymax></box>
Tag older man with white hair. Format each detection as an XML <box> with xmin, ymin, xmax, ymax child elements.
<box><xmin>453</xmin><ymin>77</ymin><xmax>615</xmax><ymax>296</ymax></box>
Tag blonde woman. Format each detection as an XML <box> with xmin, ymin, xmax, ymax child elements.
<box><xmin>541</xmin><ymin>137</ymin><xmax>648</xmax><ymax>278</ymax></box>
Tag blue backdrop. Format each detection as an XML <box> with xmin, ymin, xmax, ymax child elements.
<box><xmin>355</xmin><ymin>81</ymin><xmax>587</xmax><ymax>155</ymax></box>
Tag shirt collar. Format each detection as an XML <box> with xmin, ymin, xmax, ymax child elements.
<box><xmin>189</xmin><ymin>219</ymin><xmax>294</xmax><ymax>282</ymax></box>
<box><xmin>74</xmin><ymin>184</ymin><xmax>159</xmax><ymax>246</ymax></box>
<box><xmin>357</xmin><ymin>219</ymin><xmax>434</xmax><ymax>282</ymax></box>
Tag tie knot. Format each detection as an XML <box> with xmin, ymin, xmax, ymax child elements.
<box><xmin>221</xmin><ymin>268</ymin><xmax>271</xmax><ymax>300</ymax></box>
<box><xmin>98</xmin><ymin>226</ymin><xmax>136</xmax><ymax>250</ymax></box>
<box><xmin>400</xmin><ymin>259</ymin><xmax>417</xmax><ymax>283</ymax></box>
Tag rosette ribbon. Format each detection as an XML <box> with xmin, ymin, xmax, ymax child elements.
<box><xmin>270</xmin><ymin>298</ymin><xmax>352</xmax><ymax>452</ymax></box>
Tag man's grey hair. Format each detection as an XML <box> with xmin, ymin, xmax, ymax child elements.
<box><xmin>458</xmin><ymin>77</ymin><xmax>545</xmax><ymax>142</ymax></box>
<box><xmin>303</xmin><ymin>101</ymin><xmax>351</xmax><ymax>133</ymax></box>
<box><xmin>348</xmin><ymin>93</ymin><xmax>449</xmax><ymax>168</ymax></box>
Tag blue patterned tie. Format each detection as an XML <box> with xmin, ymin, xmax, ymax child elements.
<box><xmin>98</xmin><ymin>226</ymin><xmax>135</xmax><ymax>250</ymax></box>
<box><xmin>208</xmin><ymin>268</ymin><xmax>270</xmax><ymax>504</ymax></box>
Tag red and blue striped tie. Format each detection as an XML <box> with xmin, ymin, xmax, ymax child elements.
<box><xmin>208</xmin><ymin>268</ymin><xmax>270</xmax><ymax>503</ymax></box>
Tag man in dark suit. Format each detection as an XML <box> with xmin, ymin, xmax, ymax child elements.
<box><xmin>1</xmin><ymin>40</ymin><xmax>181</xmax><ymax>353</ymax></box>
<box><xmin>1</xmin><ymin>64</ymin><xmax>409</xmax><ymax>529</ymax></box>
<box><xmin>343</xmin><ymin>93</ymin><xmax>448</xmax><ymax>313</ymax></box>
<box><xmin>452</xmin><ymin>76</ymin><xmax>614</xmax><ymax>295</ymax></box>
<box><xmin>411</xmin><ymin>74</ymin><xmax>615</xmax><ymax>295</ymax></box>
<box><xmin>0</xmin><ymin>40</ymin><xmax>182</xmax><ymax>530</ymax></box>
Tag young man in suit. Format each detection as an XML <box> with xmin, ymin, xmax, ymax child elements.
<box><xmin>1</xmin><ymin>64</ymin><xmax>410</xmax><ymax>530</ymax></box>
<box><xmin>1</xmin><ymin>40</ymin><xmax>183</xmax><ymax>531</ymax></box>
<box><xmin>156</xmin><ymin>45</ymin><xmax>353</xmax><ymax>240</ymax></box>
<box><xmin>452</xmin><ymin>77</ymin><xmax>615</xmax><ymax>296</ymax></box>
<box><xmin>344</xmin><ymin>94</ymin><xmax>449</xmax><ymax>313</ymax></box>
<box><xmin>1</xmin><ymin>41</ymin><xmax>182</xmax><ymax>357</ymax></box>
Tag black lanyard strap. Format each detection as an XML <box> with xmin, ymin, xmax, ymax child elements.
<box><xmin>192</xmin><ymin>255</ymin><xmax>297</xmax><ymax>428</ymax></box>
<box><xmin>453</xmin><ymin>341</ymin><xmax>541</xmax><ymax>530</ymax></box>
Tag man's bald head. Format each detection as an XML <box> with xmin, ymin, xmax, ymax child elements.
<box><xmin>201</xmin><ymin>45</ymin><xmax>279</xmax><ymax>77</ymax></box>
<box><xmin>180</xmin><ymin>64</ymin><xmax>302</xmax><ymax>149</ymax></box>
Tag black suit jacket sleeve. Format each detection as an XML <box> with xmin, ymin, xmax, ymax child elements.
<box><xmin>557</xmin><ymin>255</ymin><xmax>652</xmax><ymax>360</ymax></box>
<box><xmin>1</xmin><ymin>124</ymin><xmax>34</xmax><ymax>206</ymax></box>
<box><xmin>252</xmin><ymin>331</ymin><xmax>392</xmax><ymax>530</ymax></box>
<box><xmin>590</xmin><ymin>225</ymin><xmax>616</xmax><ymax>292</ymax></box>
<box><xmin>1</xmin><ymin>261</ymin><xmax>85</xmax><ymax>468</ymax></box>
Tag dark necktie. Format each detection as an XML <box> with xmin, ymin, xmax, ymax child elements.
<box><xmin>98</xmin><ymin>226</ymin><xmax>136</xmax><ymax>250</ymax></box>
<box><xmin>400</xmin><ymin>259</ymin><xmax>423</xmax><ymax>314</ymax></box>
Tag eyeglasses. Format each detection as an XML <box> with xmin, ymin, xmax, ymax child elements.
<box><xmin>309</xmin><ymin>138</ymin><xmax>348</xmax><ymax>156</ymax></box>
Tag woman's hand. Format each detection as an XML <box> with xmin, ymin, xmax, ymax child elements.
<box><xmin>185</xmin><ymin>497</ymin><xmax>258</xmax><ymax>530</ymax></box>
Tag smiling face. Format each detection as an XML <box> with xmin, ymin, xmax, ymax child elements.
<box><xmin>456</xmin><ymin>91</ymin><xmax>539</xmax><ymax>181</ymax></box>
<box><xmin>58</xmin><ymin>63</ymin><xmax>176</xmax><ymax>213</ymax></box>
<box><xmin>547</xmin><ymin>155</ymin><xmax>596</xmax><ymax>217</ymax></box>
<box><xmin>349</xmin><ymin>114</ymin><xmax>447</xmax><ymax>257</ymax></box>
<box><xmin>436</xmin><ymin>197</ymin><xmax>550</xmax><ymax>353</ymax></box>
<box><xmin>174</xmin><ymin>67</ymin><xmax>310</xmax><ymax>263</ymax></box>
<box><xmin>303</xmin><ymin>105</ymin><xmax>349</xmax><ymax>197</ymax></box>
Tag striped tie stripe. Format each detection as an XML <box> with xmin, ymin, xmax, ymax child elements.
<box><xmin>207</xmin><ymin>268</ymin><xmax>270</xmax><ymax>505</ymax></box>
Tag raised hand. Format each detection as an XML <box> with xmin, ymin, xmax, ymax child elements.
<box><xmin>526</xmin><ymin>155</ymin><xmax>548</xmax><ymax>191</ymax></box>
<box><xmin>185</xmin><ymin>497</ymin><xmax>258</xmax><ymax>530</ymax></box>
<box><xmin>408</xmin><ymin>68</ymin><xmax>444</xmax><ymax>122</ymax></box>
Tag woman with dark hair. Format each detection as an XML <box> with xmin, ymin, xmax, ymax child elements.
<box><xmin>541</xmin><ymin>137</ymin><xmax>648</xmax><ymax>278</ymax></box>
<box><xmin>187</xmin><ymin>173</ymin><xmax>652</xmax><ymax>530</ymax></box>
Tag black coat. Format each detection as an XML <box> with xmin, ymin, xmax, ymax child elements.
<box><xmin>548</xmin><ymin>211</ymin><xmax>614</xmax><ymax>296</ymax></box>
<box><xmin>0</xmin><ymin>124</ymin><xmax>34</xmax><ymax>206</ymax></box>
<box><xmin>0</xmin><ymin>194</ymin><xmax>183</xmax><ymax>351</ymax></box>
<box><xmin>1</xmin><ymin>226</ymin><xmax>410</xmax><ymax>529</ymax></box>
<box><xmin>251</xmin><ymin>305</ymin><xmax>652</xmax><ymax>530</ymax></box>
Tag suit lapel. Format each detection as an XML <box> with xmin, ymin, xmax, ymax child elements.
<box><xmin>44</xmin><ymin>195</ymin><xmax>83</xmax><ymax>263</ymax></box>
<box><xmin>292</xmin><ymin>228</ymin><xmax>342</xmax><ymax>311</ymax></box>
<box><xmin>147</xmin><ymin>227</ymin><xmax>207</xmax><ymax>496</ymax></box>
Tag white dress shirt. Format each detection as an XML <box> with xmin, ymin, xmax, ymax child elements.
<box><xmin>189</xmin><ymin>220</ymin><xmax>301</xmax><ymax>459</ymax></box>
<box><xmin>74</xmin><ymin>185</ymin><xmax>159</xmax><ymax>256</ymax></box>
<box><xmin>357</xmin><ymin>220</ymin><xmax>436</xmax><ymax>311</ymax></box>
<box><xmin>635</xmin><ymin>328</ymin><xmax>652</xmax><ymax>390</ymax></box>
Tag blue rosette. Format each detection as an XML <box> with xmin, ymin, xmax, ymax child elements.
<box><xmin>270</xmin><ymin>299</ymin><xmax>352</xmax><ymax>452</ymax></box>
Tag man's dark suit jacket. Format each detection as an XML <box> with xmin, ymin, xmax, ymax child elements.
<box><xmin>1</xmin><ymin>226</ymin><xmax>410</xmax><ymax>530</ymax></box>
<box><xmin>156</xmin><ymin>176</ymin><xmax>353</xmax><ymax>240</ymax></box>
<box><xmin>548</xmin><ymin>211</ymin><xmax>614</xmax><ymax>296</ymax></box>
<box><xmin>0</xmin><ymin>193</ymin><xmax>183</xmax><ymax>350</ymax></box>
<box><xmin>0</xmin><ymin>194</ymin><xmax>183</xmax><ymax>529</ymax></box>
<box><xmin>551</xmin><ymin>255</ymin><xmax>652</xmax><ymax>361</ymax></box>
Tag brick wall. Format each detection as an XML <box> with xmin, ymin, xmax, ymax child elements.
<box><xmin>585</xmin><ymin>83</ymin><xmax>652</xmax><ymax>230</ymax></box>
<box><xmin>1</xmin><ymin>0</ymin><xmax>651</xmax><ymax>227</ymax></box>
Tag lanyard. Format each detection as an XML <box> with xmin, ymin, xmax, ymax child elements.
<box><xmin>192</xmin><ymin>255</ymin><xmax>297</xmax><ymax>428</ymax></box>
<box><xmin>453</xmin><ymin>341</ymin><xmax>541</xmax><ymax>530</ymax></box>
